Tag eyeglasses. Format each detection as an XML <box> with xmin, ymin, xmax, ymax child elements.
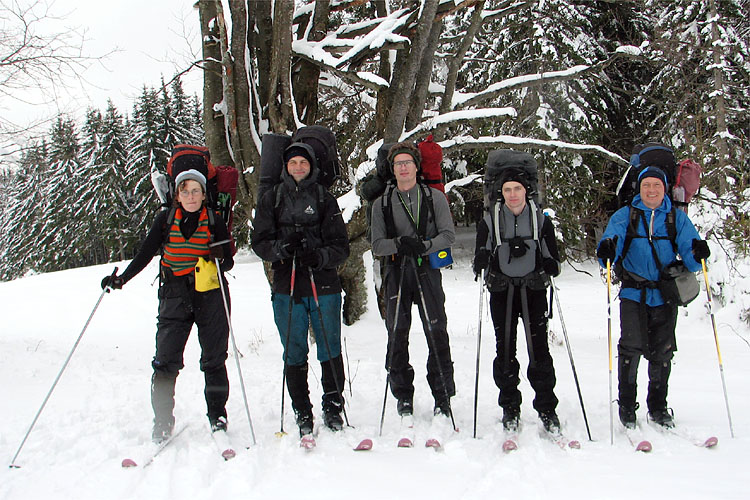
<box><xmin>393</xmin><ymin>160</ymin><xmax>415</xmax><ymax>168</ymax></box>
<box><xmin>179</xmin><ymin>189</ymin><xmax>203</xmax><ymax>198</ymax></box>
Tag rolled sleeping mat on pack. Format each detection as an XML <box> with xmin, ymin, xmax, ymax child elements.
<box><xmin>258</xmin><ymin>133</ymin><xmax>293</xmax><ymax>203</ymax></box>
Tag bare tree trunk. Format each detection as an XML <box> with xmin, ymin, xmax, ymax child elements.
<box><xmin>250</xmin><ymin>0</ymin><xmax>274</xmax><ymax>116</ymax></box>
<box><xmin>268</xmin><ymin>0</ymin><xmax>295</xmax><ymax>133</ymax></box>
<box><xmin>198</xmin><ymin>0</ymin><xmax>232</xmax><ymax>165</ymax></box>
<box><xmin>293</xmin><ymin>0</ymin><xmax>331</xmax><ymax>124</ymax></box>
<box><xmin>438</xmin><ymin>1</ymin><xmax>485</xmax><ymax>120</ymax></box>
<box><xmin>383</xmin><ymin>0</ymin><xmax>441</xmax><ymax>142</ymax></box>
<box><xmin>404</xmin><ymin>19</ymin><xmax>443</xmax><ymax>132</ymax></box>
<box><xmin>709</xmin><ymin>0</ymin><xmax>730</xmax><ymax>195</ymax></box>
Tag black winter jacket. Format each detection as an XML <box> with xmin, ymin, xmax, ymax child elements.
<box><xmin>252</xmin><ymin>160</ymin><xmax>349</xmax><ymax>297</ymax></box>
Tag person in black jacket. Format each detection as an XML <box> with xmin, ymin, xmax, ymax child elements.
<box><xmin>252</xmin><ymin>143</ymin><xmax>350</xmax><ymax>436</ymax></box>
<box><xmin>473</xmin><ymin>164</ymin><xmax>562</xmax><ymax>435</ymax></box>
<box><xmin>101</xmin><ymin>167</ymin><xmax>234</xmax><ymax>443</ymax></box>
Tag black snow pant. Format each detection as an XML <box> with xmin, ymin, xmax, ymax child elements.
<box><xmin>489</xmin><ymin>285</ymin><xmax>558</xmax><ymax>414</ymax></box>
<box><xmin>285</xmin><ymin>355</ymin><xmax>346</xmax><ymax>416</ymax></box>
<box><xmin>152</xmin><ymin>271</ymin><xmax>230</xmax><ymax>424</ymax></box>
<box><xmin>384</xmin><ymin>260</ymin><xmax>455</xmax><ymax>405</ymax></box>
<box><xmin>618</xmin><ymin>298</ymin><xmax>678</xmax><ymax>413</ymax></box>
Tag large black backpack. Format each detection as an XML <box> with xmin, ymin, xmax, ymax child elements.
<box><xmin>483</xmin><ymin>149</ymin><xmax>540</xmax><ymax>207</ymax></box>
<box><xmin>257</xmin><ymin>125</ymin><xmax>341</xmax><ymax>204</ymax></box>
<box><xmin>616</xmin><ymin>142</ymin><xmax>679</xmax><ymax>210</ymax></box>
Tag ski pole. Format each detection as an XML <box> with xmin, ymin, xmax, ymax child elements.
<box><xmin>701</xmin><ymin>259</ymin><xmax>734</xmax><ymax>438</ymax></box>
<box><xmin>472</xmin><ymin>269</ymin><xmax>487</xmax><ymax>438</ymax></box>
<box><xmin>276</xmin><ymin>253</ymin><xmax>297</xmax><ymax>437</ymax></box>
<box><xmin>410</xmin><ymin>257</ymin><xmax>457</xmax><ymax>432</ymax></box>
<box><xmin>212</xmin><ymin>248</ymin><xmax>257</xmax><ymax>445</ymax></box>
<box><xmin>343</xmin><ymin>334</ymin><xmax>353</xmax><ymax>398</ymax></box>
<box><xmin>606</xmin><ymin>259</ymin><xmax>614</xmax><ymax>446</ymax></box>
<box><xmin>550</xmin><ymin>276</ymin><xmax>592</xmax><ymax>441</ymax></box>
<box><xmin>10</xmin><ymin>267</ymin><xmax>117</xmax><ymax>468</ymax></box>
<box><xmin>308</xmin><ymin>265</ymin><xmax>350</xmax><ymax>427</ymax></box>
<box><xmin>379</xmin><ymin>258</ymin><xmax>407</xmax><ymax>436</ymax></box>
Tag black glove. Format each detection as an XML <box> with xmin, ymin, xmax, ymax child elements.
<box><xmin>542</xmin><ymin>258</ymin><xmax>560</xmax><ymax>277</ymax></box>
<box><xmin>282</xmin><ymin>232</ymin><xmax>305</xmax><ymax>254</ymax></box>
<box><xmin>596</xmin><ymin>238</ymin><xmax>616</xmax><ymax>262</ymax></box>
<box><xmin>101</xmin><ymin>274</ymin><xmax>124</xmax><ymax>291</ymax></box>
<box><xmin>208</xmin><ymin>244</ymin><xmax>224</xmax><ymax>260</ymax></box>
<box><xmin>299</xmin><ymin>249</ymin><xmax>321</xmax><ymax>269</ymax></box>
<box><xmin>397</xmin><ymin>236</ymin><xmax>426</xmax><ymax>259</ymax></box>
<box><xmin>473</xmin><ymin>249</ymin><xmax>490</xmax><ymax>279</ymax></box>
<box><xmin>692</xmin><ymin>239</ymin><xmax>710</xmax><ymax>260</ymax></box>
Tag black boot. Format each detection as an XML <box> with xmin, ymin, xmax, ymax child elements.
<box><xmin>286</xmin><ymin>363</ymin><xmax>313</xmax><ymax>436</ymax></box>
<box><xmin>434</xmin><ymin>398</ymin><xmax>451</xmax><ymax>418</ymax></box>
<box><xmin>618</xmin><ymin>402</ymin><xmax>639</xmax><ymax>430</ymax></box>
<box><xmin>502</xmin><ymin>406</ymin><xmax>520</xmax><ymax>432</ymax></box>
<box><xmin>321</xmin><ymin>356</ymin><xmax>345</xmax><ymax>431</ymax></box>
<box><xmin>397</xmin><ymin>398</ymin><xmax>414</xmax><ymax>417</ymax></box>
<box><xmin>649</xmin><ymin>408</ymin><xmax>675</xmax><ymax>429</ymax></box>
<box><xmin>539</xmin><ymin>410</ymin><xmax>560</xmax><ymax>434</ymax></box>
<box><xmin>647</xmin><ymin>360</ymin><xmax>672</xmax><ymax>418</ymax></box>
<box><xmin>151</xmin><ymin>371</ymin><xmax>177</xmax><ymax>443</ymax></box>
<box><xmin>204</xmin><ymin>365</ymin><xmax>229</xmax><ymax>432</ymax></box>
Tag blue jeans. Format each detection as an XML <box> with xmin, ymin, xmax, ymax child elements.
<box><xmin>272</xmin><ymin>292</ymin><xmax>342</xmax><ymax>366</ymax></box>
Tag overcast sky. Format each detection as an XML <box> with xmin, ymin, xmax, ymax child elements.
<box><xmin>8</xmin><ymin>0</ymin><xmax>203</xmax><ymax>130</ymax></box>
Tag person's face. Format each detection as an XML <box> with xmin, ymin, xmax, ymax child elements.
<box><xmin>393</xmin><ymin>153</ymin><xmax>417</xmax><ymax>185</ymax></box>
<box><xmin>502</xmin><ymin>181</ymin><xmax>527</xmax><ymax>213</ymax></box>
<box><xmin>177</xmin><ymin>179</ymin><xmax>205</xmax><ymax>212</ymax></box>
<box><xmin>287</xmin><ymin>155</ymin><xmax>311</xmax><ymax>183</ymax></box>
<box><xmin>640</xmin><ymin>177</ymin><xmax>665</xmax><ymax>209</ymax></box>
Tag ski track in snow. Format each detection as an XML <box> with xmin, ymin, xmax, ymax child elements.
<box><xmin>1</xmin><ymin>227</ymin><xmax>748</xmax><ymax>499</ymax></box>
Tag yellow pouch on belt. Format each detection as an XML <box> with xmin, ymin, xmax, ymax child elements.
<box><xmin>195</xmin><ymin>257</ymin><xmax>220</xmax><ymax>292</ymax></box>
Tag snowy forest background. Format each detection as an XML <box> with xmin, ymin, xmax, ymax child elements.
<box><xmin>1</xmin><ymin>0</ymin><xmax>749</xmax><ymax>321</ymax></box>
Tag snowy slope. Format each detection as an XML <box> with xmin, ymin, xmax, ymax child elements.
<box><xmin>1</xmin><ymin>227</ymin><xmax>748</xmax><ymax>499</ymax></box>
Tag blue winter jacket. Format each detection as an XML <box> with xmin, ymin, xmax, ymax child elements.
<box><xmin>598</xmin><ymin>195</ymin><xmax>702</xmax><ymax>306</ymax></box>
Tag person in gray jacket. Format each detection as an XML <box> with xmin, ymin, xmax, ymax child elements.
<box><xmin>473</xmin><ymin>165</ymin><xmax>562</xmax><ymax>434</ymax></box>
<box><xmin>370</xmin><ymin>141</ymin><xmax>456</xmax><ymax>419</ymax></box>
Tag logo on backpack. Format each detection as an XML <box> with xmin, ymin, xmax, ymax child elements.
<box><xmin>304</xmin><ymin>205</ymin><xmax>315</xmax><ymax>215</ymax></box>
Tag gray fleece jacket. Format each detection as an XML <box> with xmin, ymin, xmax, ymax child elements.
<box><xmin>370</xmin><ymin>183</ymin><xmax>455</xmax><ymax>257</ymax></box>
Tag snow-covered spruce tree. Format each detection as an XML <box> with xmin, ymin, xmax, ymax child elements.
<box><xmin>79</xmin><ymin>101</ymin><xmax>134</xmax><ymax>262</ymax></box>
<box><xmin>38</xmin><ymin>116</ymin><xmax>85</xmax><ymax>272</ymax></box>
<box><xmin>0</xmin><ymin>142</ymin><xmax>49</xmax><ymax>281</ymax></box>
<box><xmin>125</xmin><ymin>87</ymin><xmax>166</xmax><ymax>242</ymax></box>
<box><xmin>642</xmin><ymin>0</ymin><xmax>750</xmax><ymax>249</ymax></box>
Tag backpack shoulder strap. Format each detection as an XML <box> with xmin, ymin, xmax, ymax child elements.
<box><xmin>382</xmin><ymin>183</ymin><xmax>396</xmax><ymax>240</ymax></box>
<box><xmin>617</xmin><ymin>206</ymin><xmax>640</xmax><ymax>266</ymax></box>
<box><xmin>665</xmin><ymin>206</ymin><xmax>677</xmax><ymax>253</ymax></box>
<box><xmin>160</xmin><ymin>206</ymin><xmax>178</xmax><ymax>255</ymax></box>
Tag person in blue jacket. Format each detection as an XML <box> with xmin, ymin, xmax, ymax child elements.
<box><xmin>596</xmin><ymin>166</ymin><xmax>710</xmax><ymax>429</ymax></box>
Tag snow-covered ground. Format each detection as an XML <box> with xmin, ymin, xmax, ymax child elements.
<box><xmin>1</xmin><ymin>227</ymin><xmax>748</xmax><ymax>499</ymax></box>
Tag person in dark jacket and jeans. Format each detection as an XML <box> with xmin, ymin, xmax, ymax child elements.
<box><xmin>473</xmin><ymin>163</ymin><xmax>562</xmax><ymax>434</ymax></box>
<box><xmin>370</xmin><ymin>141</ymin><xmax>456</xmax><ymax>420</ymax></box>
<box><xmin>101</xmin><ymin>167</ymin><xmax>234</xmax><ymax>443</ymax></box>
<box><xmin>597</xmin><ymin>166</ymin><xmax>708</xmax><ymax>429</ymax></box>
<box><xmin>253</xmin><ymin>142</ymin><xmax>350</xmax><ymax>436</ymax></box>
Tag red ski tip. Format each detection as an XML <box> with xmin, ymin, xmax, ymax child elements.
<box><xmin>354</xmin><ymin>439</ymin><xmax>373</xmax><ymax>451</ymax></box>
<box><xmin>636</xmin><ymin>440</ymin><xmax>652</xmax><ymax>452</ymax></box>
<box><xmin>221</xmin><ymin>449</ymin><xmax>236</xmax><ymax>460</ymax></box>
<box><xmin>502</xmin><ymin>439</ymin><xmax>518</xmax><ymax>452</ymax></box>
<box><xmin>703</xmin><ymin>436</ymin><xmax>718</xmax><ymax>448</ymax></box>
<box><xmin>425</xmin><ymin>438</ymin><xmax>441</xmax><ymax>450</ymax></box>
<box><xmin>121</xmin><ymin>458</ymin><xmax>138</xmax><ymax>468</ymax></box>
<box><xmin>300</xmin><ymin>436</ymin><xmax>316</xmax><ymax>450</ymax></box>
<box><xmin>568</xmin><ymin>440</ymin><xmax>581</xmax><ymax>449</ymax></box>
<box><xmin>397</xmin><ymin>437</ymin><xmax>414</xmax><ymax>448</ymax></box>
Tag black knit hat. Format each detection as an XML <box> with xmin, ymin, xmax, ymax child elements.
<box><xmin>638</xmin><ymin>166</ymin><xmax>669</xmax><ymax>190</ymax></box>
<box><xmin>499</xmin><ymin>168</ymin><xmax>531</xmax><ymax>191</ymax></box>
<box><xmin>284</xmin><ymin>143</ymin><xmax>315</xmax><ymax>167</ymax></box>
